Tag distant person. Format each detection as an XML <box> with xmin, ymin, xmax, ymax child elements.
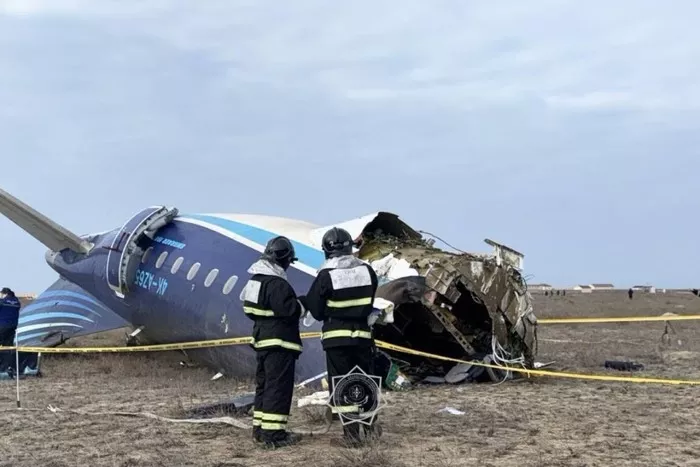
<box><xmin>544</xmin><ymin>290</ymin><xmax>548</xmax><ymax>296</ymax></box>
<box><xmin>628</xmin><ymin>288</ymin><xmax>634</xmax><ymax>300</ymax></box>
<box><xmin>0</xmin><ymin>287</ymin><xmax>21</xmax><ymax>375</ymax></box>
<box><xmin>562</xmin><ymin>290</ymin><xmax>566</xmax><ymax>296</ymax></box>
<box><xmin>556</xmin><ymin>290</ymin><xmax>560</xmax><ymax>296</ymax></box>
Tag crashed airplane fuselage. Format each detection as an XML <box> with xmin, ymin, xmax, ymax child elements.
<box><xmin>1</xmin><ymin>187</ymin><xmax>537</xmax><ymax>384</ymax></box>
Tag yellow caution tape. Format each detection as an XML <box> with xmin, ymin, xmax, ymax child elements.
<box><xmin>1</xmin><ymin>330</ymin><xmax>699</xmax><ymax>385</ymax></box>
<box><xmin>0</xmin><ymin>332</ymin><xmax>322</xmax><ymax>353</ymax></box>
<box><xmin>374</xmin><ymin>340</ymin><xmax>700</xmax><ymax>385</ymax></box>
<box><xmin>538</xmin><ymin>314</ymin><xmax>700</xmax><ymax>324</ymax></box>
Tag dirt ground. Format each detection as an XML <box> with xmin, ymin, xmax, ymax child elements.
<box><xmin>1</xmin><ymin>290</ymin><xmax>700</xmax><ymax>467</ymax></box>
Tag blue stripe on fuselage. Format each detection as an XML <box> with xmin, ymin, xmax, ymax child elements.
<box><xmin>19</xmin><ymin>312</ymin><xmax>94</xmax><ymax>325</ymax></box>
<box><xmin>21</xmin><ymin>300</ymin><xmax>102</xmax><ymax>317</ymax></box>
<box><xmin>182</xmin><ymin>214</ymin><xmax>325</xmax><ymax>269</ymax></box>
<box><xmin>17</xmin><ymin>331</ymin><xmax>50</xmax><ymax>343</ymax></box>
<box><xmin>31</xmin><ymin>290</ymin><xmax>110</xmax><ymax>311</ymax></box>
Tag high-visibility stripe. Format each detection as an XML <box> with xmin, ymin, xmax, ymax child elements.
<box><xmin>331</xmin><ymin>405</ymin><xmax>359</xmax><ymax>413</ymax></box>
<box><xmin>243</xmin><ymin>306</ymin><xmax>275</xmax><ymax>317</ymax></box>
<box><xmin>321</xmin><ymin>330</ymin><xmax>372</xmax><ymax>340</ymax></box>
<box><xmin>261</xmin><ymin>413</ymin><xmax>288</xmax><ymax>422</ymax></box>
<box><xmin>252</xmin><ymin>419</ymin><xmax>261</xmax><ymax>426</ymax></box>
<box><xmin>253</xmin><ymin>338</ymin><xmax>303</xmax><ymax>352</ymax></box>
<box><xmin>327</xmin><ymin>297</ymin><xmax>372</xmax><ymax>308</ymax></box>
<box><xmin>261</xmin><ymin>422</ymin><xmax>286</xmax><ymax>430</ymax></box>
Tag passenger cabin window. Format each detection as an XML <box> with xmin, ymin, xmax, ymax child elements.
<box><xmin>141</xmin><ymin>247</ymin><xmax>153</xmax><ymax>264</ymax></box>
<box><xmin>222</xmin><ymin>275</ymin><xmax>238</xmax><ymax>295</ymax></box>
<box><xmin>155</xmin><ymin>251</ymin><xmax>168</xmax><ymax>269</ymax></box>
<box><xmin>204</xmin><ymin>269</ymin><xmax>219</xmax><ymax>287</ymax></box>
<box><xmin>171</xmin><ymin>257</ymin><xmax>184</xmax><ymax>274</ymax></box>
<box><xmin>187</xmin><ymin>262</ymin><xmax>201</xmax><ymax>280</ymax></box>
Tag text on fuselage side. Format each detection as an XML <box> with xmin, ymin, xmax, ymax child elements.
<box><xmin>153</xmin><ymin>236</ymin><xmax>186</xmax><ymax>249</ymax></box>
<box><xmin>134</xmin><ymin>268</ymin><xmax>169</xmax><ymax>295</ymax></box>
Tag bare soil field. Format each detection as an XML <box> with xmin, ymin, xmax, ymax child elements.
<box><xmin>1</xmin><ymin>290</ymin><xmax>700</xmax><ymax>467</ymax></box>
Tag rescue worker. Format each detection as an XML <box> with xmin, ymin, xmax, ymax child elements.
<box><xmin>301</xmin><ymin>227</ymin><xmax>381</xmax><ymax>447</ymax></box>
<box><xmin>239</xmin><ymin>236</ymin><xmax>304</xmax><ymax>449</ymax></box>
<box><xmin>0</xmin><ymin>287</ymin><xmax>21</xmax><ymax>375</ymax></box>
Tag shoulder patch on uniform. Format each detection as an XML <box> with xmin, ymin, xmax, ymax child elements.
<box><xmin>240</xmin><ymin>279</ymin><xmax>262</xmax><ymax>303</ymax></box>
<box><xmin>328</xmin><ymin>266</ymin><xmax>372</xmax><ymax>290</ymax></box>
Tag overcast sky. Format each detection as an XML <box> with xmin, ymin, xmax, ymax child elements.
<box><xmin>0</xmin><ymin>0</ymin><xmax>698</xmax><ymax>292</ymax></box>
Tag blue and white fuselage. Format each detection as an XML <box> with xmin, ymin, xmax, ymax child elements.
<box><xmin>3</xmin><ymin>186</ymin><xmax>539</xmax><ymax>383</ymax></box>
<box><xmin>17</xmin><ymin>210</ymin><xmax>355</xmax><ymax>383</ymax></box>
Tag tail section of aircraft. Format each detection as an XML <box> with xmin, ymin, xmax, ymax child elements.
<box><xmin>17</xmin><ymin>276</ymin><xmax>130</xmax><ymax>347</ymax></box>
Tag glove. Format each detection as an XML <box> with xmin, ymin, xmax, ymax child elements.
<box><xmin>368</xmin><ymin>298</ymin><xmax>395</xmax><ymax>326</ymax></box>
<box><xmin>367</xmin><ymin>309</ymin><xmax>381</xmax><ymax>327</ymax></box>
<box><xmin>297</xmin><ymin>298</ymin><xmax>318</xmax><ymax>327</ymax></box>
<box><xmin>302</xmin><ymin>313</ymin><xmax>317</xmax><ymax>327</ymax></box>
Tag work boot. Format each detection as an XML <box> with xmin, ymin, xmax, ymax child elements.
<box><xmin>261</xmin><ymin>432</ymin><xmax>302</xmax><ymax>449</ymax></box>
<box><xmin>366</xmin><ymin>423</ymin><xmax>383</xmax><ymax>441</ymax></box>
<box><xmin>330</xmin><ymin>425</ymin><xmax>364</xmax><ymax>449</ymax></box>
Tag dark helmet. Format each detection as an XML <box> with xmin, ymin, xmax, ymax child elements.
<box><xmin>321</xmin><ymin>227</ymin><xmax>354</xmax><ymax>259</ymax></box>
<box><xmin>262</xmin><ymin>236</ymin><xmax>297</xmax><ymax>270</ymax></box>
<box><xmin>0</xmin><ymin>287</ymin><xmax>13</xmax><ymax>296</ymax></box>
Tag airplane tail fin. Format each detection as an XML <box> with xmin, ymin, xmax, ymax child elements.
<box><xmin>0</xmin><ymin>187</ymin><xmax>91</xmax><ymax>253</ymax></box>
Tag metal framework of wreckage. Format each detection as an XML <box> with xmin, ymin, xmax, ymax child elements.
<box><xmin>354</xmin><ymin>215</ymin><xmax>538</xmax><ymax>385</ymax></box>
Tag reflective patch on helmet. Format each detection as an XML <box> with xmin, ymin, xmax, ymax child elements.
<box><xmin>240</xmin><ymin>280</ymin><xmax>261</xmax><ymax>303</ymax></box>
<box><xmin>329</xmin><ymin>266</ymin><xmax>372</xmax><ymax>290</ymax></box>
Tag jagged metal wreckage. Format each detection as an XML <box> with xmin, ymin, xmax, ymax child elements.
<box><xmin>336</xmin><ymin>213</ymin><xmax>538</xmax><ymax>386</ymax></box>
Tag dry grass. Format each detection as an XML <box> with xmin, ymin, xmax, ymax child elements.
<box><xmin>1</xmin><ymin>291</ymin><xmax>700</xmax><ymax>466</ymax></box>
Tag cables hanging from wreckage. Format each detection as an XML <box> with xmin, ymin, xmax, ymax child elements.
<box><xmin>489</xmin><ymin>332</ymin><xmax>527</xmax><ymax>385</ymax></box>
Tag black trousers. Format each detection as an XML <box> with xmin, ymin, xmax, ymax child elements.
<box><xmin>326</xmin><ymin>344</ymin><xmax>379</xmax><ymax>438</ymax></box>
<box><xmin>0</xmin><ymin>327</ymin><xmax>15</xmax><ymax>372</ymax></box>
<box><xmin>253</xmin><ymin>350</ymin><xmax>296</xmax><ymax>441</ymax></box>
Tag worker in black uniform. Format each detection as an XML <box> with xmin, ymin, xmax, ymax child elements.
<box><xmin>0</xmin><ymin>287</ymin><xmax>21</xmax><ymax>375</ymax></box>
<box><xmin>240</xmin><ymin>236</ymin><xmax>304</xmax><ymax>448</ymax></box>
<box><xmin>301</xmin><ymin>227</ymin><xmax>381</xmax><ymax>447</ymax></box>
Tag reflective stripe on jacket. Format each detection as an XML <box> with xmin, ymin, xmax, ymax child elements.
<box><xmin>240</xmin><ymin>260</ymin><xmax>303</xmax><ymax>354</ymax></box>
<box><xmin>302</xmin><ymin>256</ymin><xmax>378</xmax><ymax>349</ymax></box>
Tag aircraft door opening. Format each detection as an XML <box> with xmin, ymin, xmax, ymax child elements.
<box><xmin>106</xmin><ymin>206</ymin><xmax>179</xmax><ymax>297</ymax></box>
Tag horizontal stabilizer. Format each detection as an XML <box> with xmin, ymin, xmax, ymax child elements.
<box><xmin>17</xmin><ymin>276</ymin><xmax>131</xmax><ymax>346</ymax></box>
<box><xmin>0</xmin><ymin>187</ymin><xmax>91</xmax><ymax>253</ymax></box>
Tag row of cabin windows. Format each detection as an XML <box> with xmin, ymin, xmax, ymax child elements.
<box><xmin>141</xmin><ymin>247</ymin><xmax>239</xmax><ymax>295</ymax></box>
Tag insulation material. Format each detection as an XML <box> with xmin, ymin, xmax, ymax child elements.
<box><xmin>370</xmin><ymin>253</ymin><xmax>419</xmax><ymax>285</ymax></box>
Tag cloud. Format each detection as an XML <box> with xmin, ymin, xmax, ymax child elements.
<box><xmin>0</xmin><ymin>0</ymin><xmax>698</xmax><ymax>290</ymax></box>
<box><xmin>4</xmin><ymin>0</ymin><xmax>699</xmax><ymax>112</ymax></box>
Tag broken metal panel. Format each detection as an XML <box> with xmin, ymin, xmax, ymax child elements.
<box><xmin>310</xmin><ymin>211</ymin><xmax>422</xmax><ymax>248</ymax></box>
<box><xmin>356</xmin><ymin>218</ymin><xmax>538</xmax><ymax>379</ymax></box>
<box><xmin>423</xmin><ymin>301</ymin><xmax>476</xmax><ymax>355</ymax></box>
<box><xmin>484</xmin><ymin>238</ymin><xmax>525</xmax><ymax>270</ymax></box>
